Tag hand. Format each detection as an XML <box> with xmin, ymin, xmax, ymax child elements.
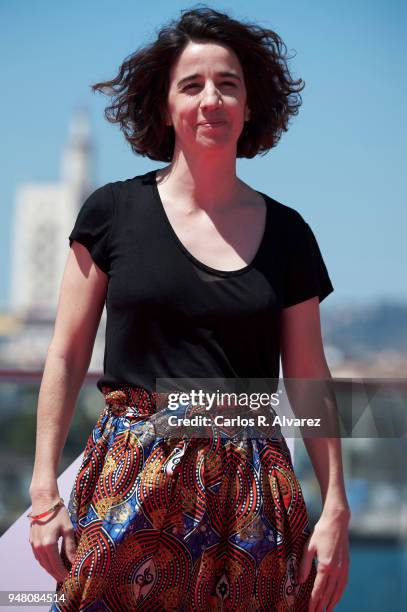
<box><xmin>298</xmin><ymin>509</ymin><xmax>350</xmax><ymax>612</ymax></box>
<box><xmin>28</xmin><ymin>498</ymin><xmax>77</xmax><ymax>583</ymax></box>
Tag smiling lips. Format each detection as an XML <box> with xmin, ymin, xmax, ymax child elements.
<box><xmin>198</xmin><ymin>121</ymin><xmax>226</xmax><ymax>128</ymax></box>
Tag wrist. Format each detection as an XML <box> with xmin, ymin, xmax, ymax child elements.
<box><xmin>29</xmin><ymin>485</ymin><xmax>60</xmax><ymax>501</ymax></box>
<box><xmin>320</xmin><ymin>503</ymin><xmax>351</xmax><ymax>522</ymax></box>
<box><xmin>27</xmin><ymin>497</ymin><xmax>65</xmax><ymax>520</ymax></box>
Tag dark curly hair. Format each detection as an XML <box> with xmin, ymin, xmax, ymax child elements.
<box><xmin>91</xmin><ymin>5</ymin><xmax>305</xmax><ymax>161</ymax></box>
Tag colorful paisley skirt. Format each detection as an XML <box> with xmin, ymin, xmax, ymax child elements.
<box><xmin>52</xmin><ymin>385</ymin><xmax>316</xmax><ymax>611</ymax></box>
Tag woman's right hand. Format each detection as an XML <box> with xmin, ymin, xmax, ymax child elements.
<box><xmin>28</xmin><ymin>497</ymin><xmax>77</xmax><ymax>583</ymax></box>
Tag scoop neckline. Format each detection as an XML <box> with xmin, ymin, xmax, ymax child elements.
<box><xmin>150</xmin><ymin>169</ymin><xmax>270</xmax><ymax>278</ymax></box>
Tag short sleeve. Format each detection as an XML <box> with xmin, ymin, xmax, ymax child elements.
<box><xmin>69</xmin><ymin>183</ymin><xmax>116</xmax><ymax>274</ymax></box>
<box><xmin>282</xmin><ymin>214</ymin><xmax>334</xmax><ymax>308</ymax></box>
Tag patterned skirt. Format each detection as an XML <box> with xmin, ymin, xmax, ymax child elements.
<box><xmin>52</xmin><ymin>385</ymin><xmax>316</xmax><ymax>611</ymax></box>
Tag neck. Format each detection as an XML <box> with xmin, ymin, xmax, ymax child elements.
<box><xmin>158</xmin><ymin>146</ymin><xmax>245</xmax><ymax>213</ymax></box>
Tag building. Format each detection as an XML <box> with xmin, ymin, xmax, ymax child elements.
<box><xmin>0</xmin><ymin>108</ymin><xmax>105</xmax><ymax>371</ymax></box>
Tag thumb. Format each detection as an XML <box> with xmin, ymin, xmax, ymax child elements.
<box><xmin>298</xmin><ymin>536</ymin><xmax>314</xmax><ymax>583</ymax></box>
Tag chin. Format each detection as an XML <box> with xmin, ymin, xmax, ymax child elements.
<box><xmin>195</xmin><ymin>134</ymin><xmax>236</xmax><ymax>148</ymax></box>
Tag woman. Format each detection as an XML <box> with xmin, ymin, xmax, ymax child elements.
<box><xmin>28</xmin><ymin>6</ymin><xmax>350</xmax><ymax>611</ymax></box>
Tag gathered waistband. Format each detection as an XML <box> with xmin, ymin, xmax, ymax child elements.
<box><xmin>100</xmin><ymin>384</ymin><xmax>171</xmax><ymax>418</ymax></box>
<box><xmin>98</xmin><ymin>383</ymin><xmax>285</xmax><ymax>444</ymax></box>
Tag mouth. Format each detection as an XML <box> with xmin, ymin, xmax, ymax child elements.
<box><xmin>197</xmin><ymin>121</ymin><xmax>226</xmax><ymax>128</ymax></box>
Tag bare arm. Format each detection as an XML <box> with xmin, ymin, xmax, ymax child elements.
<box><xmin>280</xmin><ymin>296</ymin><xmax>349</xmax><ymax>516</ymax></box>
<box><xmin>29</xmin><ymin>241</ymin><xmax>108</xmax><ymax>504</ymax></box>
<box><xmin>281</xmin><ymin>296</ymin><xmax>350</xmax><ymax>610</ymax></box>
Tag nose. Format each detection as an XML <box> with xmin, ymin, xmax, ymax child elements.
<box><xmin>199</xmin><ymin>82</ymin><xmax>222</xmax><ymax>111</ymax></box>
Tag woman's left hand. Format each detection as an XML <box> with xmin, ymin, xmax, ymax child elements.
<box><xmin>298</xmin><ymin>508</ymin><xmax>351</xmax><ymax>612</ymax></box>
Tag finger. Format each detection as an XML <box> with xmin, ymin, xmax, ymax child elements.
<box><xmin>33</xmin><ymin>545</ymin><xmax>61</xmax><ymax>583</ymax></box>
<box><xmin>62</xmin><ymin>528</ymin><xmax>77</xmax><ymax>565</ymax></box>
<box><xmin>326</xmin><ymin>573</ymin><xmax>349</xmax><ymax>610</ymax></box>
<box><xmin>309</xmin><ymin>569</ymin><xmax>329</xmax><ymax>612</ymax></box>
<box><xmin>314</xmin><ymin>596</ymin><xmax>325</xmax><ymax>612</ymax></box>
<box><xmin>308</xmin><ymin>592</ymin><xmax>322</xmax><ymax>612</ymax></box>
<box><xmin>43</xmin><ymin>540</ymin><xmax>69</xmax><ymax>582</ymax></box>
<box><xmin>298</xmin><ymin>553</ymin><xmax>314</xmax><ymax>584</ymax></box>
<box><xmin>29</xmin><ymin>536</ymin><xmax>51</xmax><ymax>572</ymax></box>
<box><xmin>323</xmin><ymin>575</ymin><xmax>340</xmax><ymax>612</ymax></box>
<box><xmin>31</xmin><ymin>544</ymin><xmax>52</xmax><ymax>576</ymax></box>
<box><xmin>59</xmin><ymin>537</ymin><xmax>72</xmax><ymax>574</ymax></box>
<box><xmin>314</xmin><ymin>580</ymin><xmax>334</xmax><ymax>612</ymax></box>
<box><xmin>298</xmin><ymin>538</ymin><xmax>314</xmax><ymax>583</ymax></box>
<box><xmin>29</xmin><ymin>525</ymin><xmax>61</xmax><ymax>580</ymax></box>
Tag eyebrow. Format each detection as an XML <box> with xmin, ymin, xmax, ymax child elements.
<box><xmin>176</xmin><ymin>71</ymin><xmax>241</xmax><ymax>88</ymax></box>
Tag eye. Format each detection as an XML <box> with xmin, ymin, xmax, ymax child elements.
<box><xmin>183</xmin><ymin>83</ymin><xmax>200</xmax><ymax>91</ymax></box>
<box><xmin>182</xmin><ymin>81</ymin><xmax>237</xmax><ymax>92</ymax></box>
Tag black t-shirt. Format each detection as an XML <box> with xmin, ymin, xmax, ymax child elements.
<box><xmin>68</xmin><ymin>169</ymin><xmax>334</xmax><ymax>393</ymax></box>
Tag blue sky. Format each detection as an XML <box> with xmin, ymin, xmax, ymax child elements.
<box><xmin>1</xmin><ymin>0</ymin><xmax>405</xmax><ymax>309</ymax></box>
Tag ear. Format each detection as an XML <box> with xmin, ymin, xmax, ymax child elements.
<box><xmin>244</xmin><ymin>105</ymin><xmax>251</xmax><ymax>122</ymax></box>
<box><xmin>164</xmin><ymin>109</ymin><xmax>172</xmax><ymax>127</ymax></box>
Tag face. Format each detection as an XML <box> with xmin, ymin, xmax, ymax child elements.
<box><xmin>165</xmin><ymin>40</ymin><xmax>250</xmax><ymax>155</ymax></box>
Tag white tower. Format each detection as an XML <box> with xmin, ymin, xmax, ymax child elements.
<box><xmin>10</xmin><ymin>108</ymin><xmax>93</xmax><ymax>318</ymax></box>
<box><xmin>61</xmin><ymin>106</ymin><xmax>93</xmax><ymax>203</ymax></box>
<box><xmin>2</xmin><ymin>108</ymin><xmax>107</xmax><ymax>371</ymax></box>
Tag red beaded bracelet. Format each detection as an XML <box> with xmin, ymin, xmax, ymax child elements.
<box><xmin>27</xmin><ymin>498</ymin><xmax>65</xmax><ymax>520</ymax></box>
